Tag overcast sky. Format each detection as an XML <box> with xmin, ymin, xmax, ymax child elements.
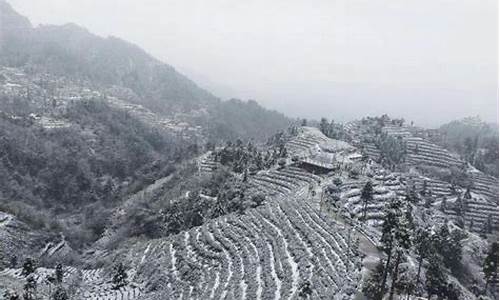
<box><xmin>8</xmin><ymin>0</ymin><xmax>499</xmax><ymax>127</ymax></box>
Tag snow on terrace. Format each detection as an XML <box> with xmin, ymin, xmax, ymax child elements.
<box><xmin>287</xmin><ymin>127</ymin><xmax>361</xmax><ymax>173</ymax></box>
<box><xmin>106</xmin><ymin>96</ymin><xmax>202</xmax><ymax>137</ymax></box>
<box><xmin>286</xmin><ymin>126</ymin><xmax>354</xmax><ymax>156</ymax></box>
<box><xmin>125</xmin><ymin>199</ymin><xmax>361</xmax><ymax>299</ymax></box>
<box><xmin>37</xmin><ymin>116</ymin><xmax>71</xmax><ymax>129</ymax></box>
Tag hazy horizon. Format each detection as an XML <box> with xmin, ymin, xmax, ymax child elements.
<box><xmin>8</xmin><ymin>0</ymin><xmax>499</xmax><ymax>127</ymax></box>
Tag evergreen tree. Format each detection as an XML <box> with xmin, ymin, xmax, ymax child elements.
<box><xmin>362</xmin><ymin>260</ymin><xmax>386</xmax><ymax>300</ymax></box>
<box><xmin>55</xmin><ymin>263</ymin><xmax>64</xmax><ymax>284</ymax></box>
<box><xmin>434</xmin><ymin>225</ymin><xmax>463</xmax><ymax>274</ymax></box>
<box><xmin>361</xmin><ymin>181</ymin><xmax>374</xmax><ymax>222</ymax></box>
<box><xmin>243</xmin><ymin>168</ymin><xmax>248</xmax><ymax>182</ymax></box>
<box><xmin>10</xmin><ymin>255</ymin><xmax>17</xmax><ymax>268</ymax></box>
<box><xmin>395</xmin><ymin>267</ymin><xmax>416</xmax><ymax>300</ymax></box>
<box><xmin>481</xmin><ymin>215</ymin><xmax>493</xmax><ymax>235</ymax></box>
<box><xmin>21</xmin><ymin>258</ymin><xmax>36</xmax><ymax>277</ymax></box>
<box><xmin>112</xmin><ymin>262</ymin><xmax>128</xmax><ymax>290</ymax></box>
<box><xmin>420</xmin><ymin>180</ymin><xmax>428</xmax><ymax>196</ymax></box>
<box><xmin>424</xmin><ymin>196</ymin><xmax>432</xmax><ymax>209</ymax></box>
<box><xmin>23</xmin><ymin>276</ymin><xmax>37</xmax><ymax>300</ymax></box>
<box><xmin>389</xmin><ymin>202</ymin><xmax>413</xmax><ymax>300</ymax></box>
<box><xmin>483</xmin><ymin>242</ymin><xmax>499</xmax><ymax>293</ymax></box>
<box><xmin>414</xmin><ymin>227</ymin><xmax>431</xmax><ymax>288</ymax></box>
<box><xmin>425</xmin><ymin>254</ymin><xmax>447</xmax><ymax>299</ymax></box>
<box><xmin>405</xmin><ymin>185</ymin><xmax>419</xmax><ymax>204</ymax></box>
<box><xmin>298</xmin><ymin>281</ymin><xmax>313</xmax><ymax>299</ymax></box>
<box><xmin>440</xmin><ymin>198</ymin><xmax>447</xmax><ymax>212</ymax></box>
<box><xmin>3</xmin><ymin>290</ymin><xmax>20</xmax><ymax>300</ymax></box>
<box><xmin>464</xmin><ymin>187</ymin><xmax>472</xmax><ymax>199</ymax></box>
<box><xmin>52</xmin><ymin>286</ymin><xmax>68</xmax><ymax>300</ymax></box>
<box><xmin>319</xmin><ymin>118</ymin><xmax>330</xmax><ymax>136</ymax></box>
<box><xmin>454</xmin><ymin>194</ymin><xmax>466</xmax><ymax>218</ymax></box>
<box><xmin>378</xmin><ymin>199</ymin><xmax>402</xmax><ymax>298</ymax></box>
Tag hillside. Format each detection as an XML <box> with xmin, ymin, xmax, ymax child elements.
<box><xmin>0</xmin><ymin>0</ymin><xmax>290</xmax><ymax>142</ymax></box>
<box><xmin>436</xmin><ymin>117</ymin><xmax>499</xmax><ymax>177</ymax></box>
<box><xmin>0</xmin><ymin>2</ymin><xmax>498</xmax><ymax>300</ymax></box>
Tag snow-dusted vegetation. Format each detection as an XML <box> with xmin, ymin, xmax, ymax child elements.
<box><xmin>0</xmin><ymin>1</ymin><xmax>498</xmax><ymax>300</ymax></box>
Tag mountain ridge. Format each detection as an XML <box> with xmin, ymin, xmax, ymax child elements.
<box><xmin>0</xmin><ymin>0</ymin><xmax>290</xmax><ymax>141</ymax></box>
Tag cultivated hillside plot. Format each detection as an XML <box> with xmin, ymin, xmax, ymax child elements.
<box><xmin>128</xmin><ymin>199</ymin><xmax>362</xmax><ymax>300</ymax></box>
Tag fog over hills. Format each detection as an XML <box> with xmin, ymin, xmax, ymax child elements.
<box><xmin>7</xmin><ymin>0</ymin><xmax>498</xmax><ymax>127</ymax></box>
<box><xmin>0</xmin><ymin>1</ymin><xmax>498</xmax><ymax>300</ymax></box>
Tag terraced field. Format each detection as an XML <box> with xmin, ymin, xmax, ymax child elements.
<box><xmin>286</xmin><ymin>128</ymin><xmax>328</xmax><ymax>155</ymax></box>
<box><xmin>381</xmin><ymin>125</ymin><xmax>412</xmax><ymax>138</ymax></box>
<box><xmin>128</xmin><ymin>199</ymin><xmax>362</xmax><ymax>299</ymax></box>
<box><xmin>403</xmin><ymin>137</ymin><xmax>463</xmax><ymax>168</ymax></box>
<box><xmin>442</xmin><ymin>195</ymin><xmax>499</xmax><ymax>233</ymax></box>
<box><xmin>340</xmin><ymin>172</ymin><xmax>406</xmax><ymax>225</ymax></box>
<box><xmin>468</xmin><ymin>170</ymin><xmax>499</xmax><ymax>204</ymax></box>
<box><xmin>402</xmin><ymin>174</ymin><xmax>455</xmax><ymax>198</ymax></box>
<box><xmin>0</xmin><ymin>266</ymin><xmax>142</xmax><ymax>300</ymax></box>
<box><xmin>198</xmin><ymin>152</ymin><xmax>219</xmax><ymax>175</ymax></box>
<box><xmin>0</xmin><ymin>212</ymin><xmax>47</xmax><ymax>269</ymax></box>
<box><xmin>248</xmin><ymin>166</ymin><xmax>322</xmax><ymax>201</ymax></box>
<box><xmin>362</xmin><ymin>143</ymin><xmax>381</xmax><ymax>161</ymax></box>
<box><xmin>377</xmin><ymin>128</ymin><xmax>498</xmax><ymax>203</ymax></box>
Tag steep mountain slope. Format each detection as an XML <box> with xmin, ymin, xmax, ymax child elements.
<box><xmin>0</xmin><ymin>0</ymin><xmax>290</xmax><ymax>141</ymax></box>
<box><xmin>0</xmin><ymin>2</ymin><xmax>498</xmax><ymax>299</ymax></box>
<box><xmin>0</xmin><ymin>0</ymin><xmax>215</xmax><ymax>113</ymax></box>
<box><xmin>436</xmin><ymin>117</ymin><xmax>499</xmax><ymax>177</ymax></box>
<box><xmin>344</xmin><ymin>116</ymin><xmax>499</xmax><ymax>204</ymax></box>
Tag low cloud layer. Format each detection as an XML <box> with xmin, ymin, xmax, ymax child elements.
<box><xmin>9</xmin><ymin>0</ymin><xmax>498</xmax><ymax>127</ymax></box>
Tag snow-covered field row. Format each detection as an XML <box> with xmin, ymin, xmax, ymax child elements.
<box><xmin>0</xmin><ymin>267</ymin><xmax>142</xmax><ymax>300</ymax></box>
<box><xmin>442</xmin><ymin>198</ymin><xmax>499</xmax><ymax>233</ymax></box>
<box><xmin>468</xmin><ymin>171</ymin><xmax>499</xmax><ymax>204</ymax></box>
<box><xmin>339</xmin><ymin>172</ymin><xmax>407</xmax><ymax>225</ymax></box>
<box><xmin>405</xmin><ymin>137</ymin><xmax>463</xmax><ymax>168</ymax></box>
<box><xmin>248</xmin><ymin>166</ymin><xmax>322</xmax><ymax>199</ymax></box>
<box><xmin>128</xmin><ymin>200</ymin><xmax>362</xmax><ymax>300</ymax></box>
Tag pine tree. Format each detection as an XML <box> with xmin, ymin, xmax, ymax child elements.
<box><xmin>52</xmin><ymin>286</ymin><xmax>68</xmax><ymax>300</ymax></box>
<box><xmin>378</xmin><ymin>199</ymin><xmax>402</xmax><ymax>298</ymax></box>
<box><xmin>420</xmin><ymin>180</ymin><xmax>428</xmax><ymax>196</ymax></box>
<box><xmin>21</xmin><ymin>258</ymin><xmax>36</xmax><ymax>277</ymax></box>
<box><xmin>361</xmin><ymin>181</ymin><xmax>374</xmax><ymax>222</ymax></box>
<box><xmin>434</xmin><ymin>225</ymin><xmax>463</xmax><ymax>274</ymax></box>
<box><xmin>243</xmin><ymin>168</ymin><xmax>248</xmax><ymax>182</ymax></box>
<box><xmin>425</xmin><ymin>254</ymin><xmax>447</xmax><ymax>299</ymax></box>
<box><xmin>388</xmin><ymin>202</ymin><xmax>413</xmax><ymax>300</ymax></box>
<box><xmin>405</xmin><ymin>185</ymin><xmax>419</xmax><ymax>204</ymax></box>
<box><xmin>3</xmin><ymin>290</ymin><xmax>20</xmax><ymax>300</ymax></box>
<box><xmin>440</xmin><ymin>198</ymin><xmax>447</xmax><ymax>212</ymax></box>
<box><xmin>464</xmin><ymin>187</ymin><xmax>472</xmax><ymax>199</ymax></box>
<box><xmin>395</xmin><ymin>267</ymin><xmax>416</xmax><ymax>300</ymax></box>
<box><xmin>483</xmin><ymin>242</ymin><xmax>499</xmax><ymax>293</ymax></box>
<box><xmin>481</xmin><ymin>215</ymin><xmax>493</xmax><ymax>235</ymax></box>
<box><xmin>23</xmin><ymin>276</ymin><xmax>37</xmax><ymax>300</ymax></box>
<box><xmin>414</xmin><ymin>227</ymin><xmax>431</xmax><ymax>288</ymax></box>
<box><xmin>55</xmin><ymin>263</ymin><xmax>64</xmax><ymax>284</ymax></box>
<box><xmin>319</xmin><ymin>118</ymin><xmax>329</xmax><ymax>136</ymax></box>
<box><xmin>10</xmin><ymin>255</ymin><xmax>17</xmax><ymax>268</ymax></box>
<box><xmin>362</xmin><ymin>260</ymin><xmax>386</xmax><ymax>300</ymax></box>
<box><xmin>424</xmin><ymin>196</ymin><xmax>432</xmax><ymax>209</ymax></box>
<box><xmin>112</xmin><ymin>262</ymin><xmax>128</xmax><ymax>290</ymax></box>
<box><xmin>298</xmin><ymin>281</ymin><xmax>313</xmax><ymax>299</ymax></box>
